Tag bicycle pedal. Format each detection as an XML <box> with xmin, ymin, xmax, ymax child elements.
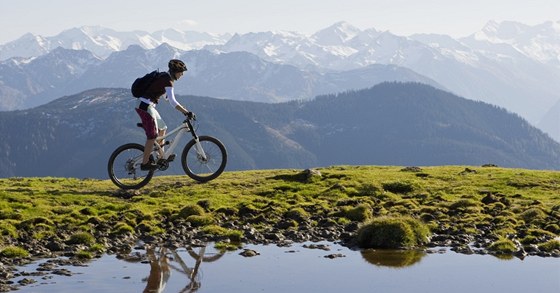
<box><xmin>166</xmin><ymin>154</ymin><xmax>176</xmax><ymax>162</ymax></box>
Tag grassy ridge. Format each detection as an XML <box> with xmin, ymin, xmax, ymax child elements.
<box><xmin>1</xmin><ymin>165</ymin><xmax>559</xmax><ymax>257</ymax></box>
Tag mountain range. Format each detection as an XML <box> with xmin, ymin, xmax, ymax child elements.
<box><xmin>0</xmin><ymin>44</ymin><xmax>439</xmax><ymax>108</ymax></box>
<box><xmin>0</xmin><ymin>26</ymin><xmax>231</xmax><ymax>60</ymax></box>
<box><xmin>0</xmin><ymin>83</ymin><xmax>558</xmax><ymax>179</ymax></box>
<box><xmin>0</xmin><ymin>20</ymin><xmax>559</xmax><ymax>143</ymax></box>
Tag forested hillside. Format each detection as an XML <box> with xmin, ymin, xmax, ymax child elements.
<box><xmin>0</xmin><ymin>82</ymin><xmax>558</xmax><ymax>178</ymax></box>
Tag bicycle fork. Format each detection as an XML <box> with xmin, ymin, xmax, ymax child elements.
<box><xmin>193</xmin><ymin>139</ymin><xmax>208</xmax><ymax>161</ymax></box>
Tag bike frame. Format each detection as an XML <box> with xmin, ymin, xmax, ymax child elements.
<box><xmin>109</xmin><ymin>116</ymin><xmax>226</xmax><ymax>189</ymax></box>
<box><xmin>152</xmin><ymin>119</ymin><xmax>207</xmax><ymax>162</ymax></box>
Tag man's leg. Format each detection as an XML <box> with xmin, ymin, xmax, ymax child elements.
<box><xmin>136</xmin><ymin>107</ymin><xmax>158</xmax><ymax>170</ymax></box>
<box><xmin>157</xmin><ymin>129</ymin><xmax>166</xmax><ymax>149</ymax></box>
<box><xmin>143</xmin><ymin>138</ymin><xmax>155</xmax><ymax>165</ymax></box>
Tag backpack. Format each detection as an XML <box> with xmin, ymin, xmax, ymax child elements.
<box><xmin>131</xmin><ymin>70</ymin><xmax>164</xmax><ymax>98</ymax></box>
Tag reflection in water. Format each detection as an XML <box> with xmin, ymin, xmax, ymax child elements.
<box><xmin>11</xmin><ymin>242</ymin><xmax>560</xmax><ymax>293</ymax></box>
<box><xmin>143</xmin><ymin>244</ymin><xmax>224</xmax><ymax>293</ymax></box>
<box><xmin>361</xmin><ymin>249</ymin><xmax>426</xmax><ymax>268</ymax></box>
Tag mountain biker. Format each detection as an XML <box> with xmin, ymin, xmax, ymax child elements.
<box><xmin>135</xmin><ymin>59</ymin><xmax>195</xmax><ymax>171</ymax></box>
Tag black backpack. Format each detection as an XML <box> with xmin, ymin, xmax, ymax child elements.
<box><xmin>131</xmin><ymin>70</ymin><xmax>164</xmax><ymax>98</ymax></box>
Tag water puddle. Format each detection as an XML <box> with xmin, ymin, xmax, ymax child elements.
<box><xmin>10</xmin><ymin>242</ymin><xmax>560</xmax><ymax>293</ymax></box>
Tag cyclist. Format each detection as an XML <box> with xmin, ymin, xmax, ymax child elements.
<box><xmin>135</xmin><ymin>59</ymin><xmax>195</xmax><ymax>171</ymax></box>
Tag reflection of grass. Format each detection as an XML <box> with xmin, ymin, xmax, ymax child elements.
<box><xmin>0</xmin><ymin>166</ymin><xmax>558</xmax><ymax>256</ymax></box>
<box><xmin>361</xmin><ymin>249</ymin><xmax>425</xmax><ymax>268</ymax></box>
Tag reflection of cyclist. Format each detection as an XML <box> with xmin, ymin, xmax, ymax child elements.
<box><xmin>135</xmin><ymin>59</ymin><xmax>195</xmax><ymax>171</ymax></box>
<box><xmin>173</xmin><ymin>245</ymin><xmax>224</xmax><ymax>292</ymax></box>
<box><xmin>144</xmin><ymin>247</ymin><xmax>171</xmax><ymax>293</ymax></box>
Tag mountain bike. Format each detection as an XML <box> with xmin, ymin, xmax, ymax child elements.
<box><xmin>108</xmin><ymin>116</ymin><xmax>227</xmax><ymax>189</ymax></box>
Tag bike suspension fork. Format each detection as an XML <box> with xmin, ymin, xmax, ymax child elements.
<box><xmin>193</xmin><ymin>138</ymin><xmax>208</xmax><ymax>161</ymax></box>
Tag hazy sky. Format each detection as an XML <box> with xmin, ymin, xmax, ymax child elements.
<box><xmin>1</xmin><ymin>0</ymin><xmax>558</xmax><ymax>43</ymax></box>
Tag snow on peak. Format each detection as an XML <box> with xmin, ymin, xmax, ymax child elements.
<box><xmin>481</xmin><ymin>20</ymin><xmax>529</xmax><ymax>40</ymax></box>
<box><xmin>312</xmin><ymin>21</ymin><xmax>361</xmax><ymax>45</ymax></box>
<box><xmin>466</xmin><ymin>20</ymin><xmax>560</xmax><ymax>66</ymax></box>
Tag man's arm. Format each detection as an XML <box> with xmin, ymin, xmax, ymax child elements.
<box><xmin>165</xmin><ymin>86</ymin><xmax>190</xmax><ymax>115</ymax></box>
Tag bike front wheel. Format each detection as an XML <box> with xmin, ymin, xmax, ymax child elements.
<box><xmin>181</xmin><ymin>136</ymin><xmax>227</xmax><ymax>182</ymax></box>
<box><xmin>108</xmin><ymin>143</ymin><xmax>154</xmax><ymax>189</ymax></box>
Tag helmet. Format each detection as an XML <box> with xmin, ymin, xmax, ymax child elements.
<box><xmin>168</xmin><ymin>59</ymin><xmax>187</xmax><ymax>72</ymax></box>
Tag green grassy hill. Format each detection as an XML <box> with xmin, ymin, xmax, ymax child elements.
<box><xmin>1</xmin><ymin>165</ymin><xmax>559</xmax><ymax>260</ymax></box>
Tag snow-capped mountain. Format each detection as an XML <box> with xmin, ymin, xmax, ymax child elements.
<box><xmin>0</xmin><ymin>26</ymin><xmax>230</xmax><ymax>60</ymax></box>
<box><xmin>211</xmin><ymin>21</ymin><xmax>560</xmax><ymax>134</ymax></box>
<box><xmin>0</xmin><ymin>44</ymin><xmax>440</xmax><ymax>111</ymax></box>
<box><xmin>461</xmin><ymin>20</ymin><xmax>560</xmax><ymax>68</ymax></box>
<box><xmin>0</xmin><ymin>47</ymin><xmax>101</xmax><ymax>109</ymax></box>
<box><xmin>1</xmin><ymin>20</ymin><xmax>559</xmax><ymax>141</ymax></box>
<box><xmin>312</xmin><ymin>21</ymin><xmax>362</xmax><ymax>46</ymax></box>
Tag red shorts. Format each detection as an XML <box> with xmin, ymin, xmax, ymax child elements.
<box><xmin>135</xmin><ymin>108</ymin><xmax>157</xmax><ymax>139</ymax></box>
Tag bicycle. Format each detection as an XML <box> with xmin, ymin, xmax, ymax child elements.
<box><xmin>107</xmin><ymin>116</ymin><xmax>227</xmax><ymax>189</ymax></box>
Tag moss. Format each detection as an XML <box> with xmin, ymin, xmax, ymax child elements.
<box><xmin>538</xmin><ymin>240</ymin><xmax>560</xmax><ymax>252</ymax></box>
<box><xmin>186</xmin><ymin>215</ymin><xmax>214</xmax><ymax>227</ymax></box>
<box><xmin>394</xmin><ymin>199</ymin><xmax>419</xmax><ymax>210</ymax></box>
<box><xmin>67</xmin><ymin>232</ymin><xmax>95</xmax><ymax>245</ymax></box>
<box><xmin>237</xmin><ymin>203</ymin><xmax>260</xmax><ymax>217</ymax></box>
<box><xmin>382</xmin><ymin>181</ymin><xmax>414</xmax><ymax>194</ymax></box>
<box><xmin>75</xmin><ymin>250</ymin><xmax>93</xmax><ymax>260</ymax></box>
<box><xmin>197</xmin><ymin>199</ymin><xmax>212</xmax><ymax>211</ymax></box>
<box><xmin>356</xmin><ymin>184</ymin><xmax>380</xmax><ymax>196</ymax></box>
<box><xmin>449</xmin><ymin>199</ymin><xmax>480</xmax><ymax>210</ymax></box>
<box><xmin>214</xmin><ymin>241</ymin><xmax>241</xmax><ymax>251</ymax></box>
<box><xmin>89</xmin><ymin>243</ymin><xmax>106</xmax><ymax>254</ymax></box>
<box><xmin>112</xmin><ymin>222</ymin><xmax>135</xmax><ymax>235</ymax></box>
<box><xmin>135</xmin><ymin>222</ymin><xmax>156</xmax><ymax>233</ymax></box>
<box><xmin>17</xmin><ymin>217</ymin><xmax>53</xmax><ymax>229</ymax></box>
<box><xmin>519</xmin><ymin>208</ymin><xmax>547</xmax><ymax>223</ymax></box>
<box><xmin>344</xmin><ymin>204</ymin><xmax>372</xmax><ymax>222</ymax></box>
<box><xmin>492</xmin><ymin>216</ymin><xmax>518</xmax><ymax>225</ymax></box>
<box><xmin>520</xmin><ymin>235</ymin><xmax>538</xmax><ymax>245</ymax></box>
<box><xmin>525</xmin><ymin>228</ymin><xmax>556</xmax><ymax>238</ymax></box>
<box><xmin>374</xmin><ymin>192</ymin><xmax>400</xmax><ymax>202</ymax></box>
<box><xmin>284</xmin><ymin>208</ymin><xmax>309</xmax><ymax>222</ymax></box>
<box><xmin>79</xmin><ymin>207</ymin><xmax>97</xmax><ymax>216</ymax></box>
<box><xmin>0</xmin><ymin>210</ymin><xmax>23</xmax><ymax>220</ymax></box>
<box><xmin>488</xmin><ymin>238</ymin><xmax>517</xmax><ymax>254</ymax></box>
<box><xmin>357</xmin><ymin>216</ymin><xmax>430</xmax><ymax>249</ymax></box>
<box><xmin>0</xmin><ymin>246</ymin><xmax>29</xmax><ymax>258</ymax></box>
<box><xmin>178</xmin><ymin>204</ymin><xmax>205</xmax><ymax>219</ymax></box>
<box><xmin>544</xmin><ymin>223</ymin><xmax>560</xmax><ymax>234</ymax></box>
<box><xmin>0</xmin><ymin>222</ymin><xmax>18</xmax><ymax>238</ymax></box>
<box><xmin>215</xmin><ymin>207</ymin><xmax>238</xmax><ymax>216</ymax></box>
<box><xmin>488</xmin><ymin>202</ymin><xmax>506</xmax><ymax>211</ymax></box>
<box><xmin>202</xmin><ymin>225</ymin><xmax>243</xmax><ymax>242</ymax></box>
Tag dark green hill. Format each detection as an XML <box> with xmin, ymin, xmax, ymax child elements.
<box><xmin>295</xmin><ymin>82</ymin><xmax>560</xmax><ymax>167</ymax></box>
<box><xmin>0</xmin><ymin>82</ymin><xmax>558</xmax><ymax>178</ymax></box>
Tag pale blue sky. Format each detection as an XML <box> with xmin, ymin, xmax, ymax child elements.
<box><xmin>1</xmin><ymin>0</ymin><xmax>558</xmax><ymax>43</ymax></box>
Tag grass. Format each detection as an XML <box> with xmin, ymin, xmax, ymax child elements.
<box><xmin>0</xmin><ymin>246</ymin><xmax>29</xmax><ymax>258</ymax></box>
<box><xmin>357</xmin><ymin>216</ymin><xmax>430</xmax><ymax>249</ymax></box>
<box><xmin>0</xmin><ymin>165</ymin><xmax>558</xmax><ymax>254</ymax></box>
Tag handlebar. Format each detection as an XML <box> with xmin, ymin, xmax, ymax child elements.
<box><xmin>184</xmin><ymin>111</ymin><xmax>196</xmax><ymax>121</ymax></box>
<box><xmin>183</xmin><ymin>116</ymin><xmax>196</xmax><ymax>124</ymax></box>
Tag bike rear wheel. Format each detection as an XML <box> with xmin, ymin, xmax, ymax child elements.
<box><xmin>108</xmin><ymin>143</ymin><xmax>154</xmax><ymax>189</ymax></box>
<box><xmin>181</xmin><ymin>136</ymin><xmax>227</xmax><ymax>182</ymax></box>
